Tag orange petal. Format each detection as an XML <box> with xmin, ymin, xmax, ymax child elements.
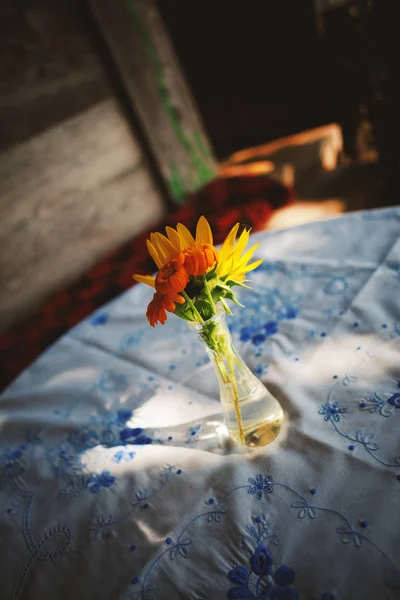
<box><xmin>163</xmin><ymin>295</ymin><xmax>176</xmax><ymax>312</ymax></box>
<box><xmin>175</xmin><ymin>252</ymin><xmax>185</xmax><ymax>269</ymax></box>
<box><xmin>170</xmin><ymin>271</ymin><xmax>187</xmax><ymax>293</ymax></box>
<box><xmin>197</xmin><ymin>249</ymin><xmax>206</xmax><ymax>274</ymax></box>
<box><xmin>204</xmin><ymin>246</ymin><xmax>217</xmax><ymax>267</ymax></box>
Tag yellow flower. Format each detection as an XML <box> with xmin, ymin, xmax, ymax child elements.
<box><xmin>133</xmin><ymin>216</ymin><xmax>216</xmax><ymax>287</ymax></box>
<box><xmin>217</xmin><ymin>223</ymin><xmax>262</xmax><ymax>282</ymax></box>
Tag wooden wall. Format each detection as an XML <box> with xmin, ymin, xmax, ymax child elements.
<box><xmin>0</xmin><ymin>0</ymin><xmax>165</xmax><ymax>332</ymax></box>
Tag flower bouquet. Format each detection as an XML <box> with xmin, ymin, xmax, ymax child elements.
<box><xmin>134</xmin><ymin>217</ymin><xmax>283</xmax><ymax>448</ymax></box>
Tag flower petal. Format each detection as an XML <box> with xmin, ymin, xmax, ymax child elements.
<box><xmin>177</xmin><ymin>223</ymin><xmax>195</xmax><ymax>248</ymax></box>
<box><xmin>170</xmin><ymin>271</ymin><xmax>188</xmax><ymax>293</ymax></box>
<box><xmin>195</xmin><ymin>216</ymin><xmax>213</xmax><ymax>245</ymax></box>
<box><xmin>132</xmin><ymin>274</ymin><xmax>156</xmax><ymax>288</ymax></box>
<box><xmin>146</xmin><ymin>239</ymin><xmax>163</xmax><ymax>269</ymax></box>
<box><xmin>219</xmin><ymin>223</ymin><xmax>240</xmax><ymax>264</ymax></box>
<box><xmin>152</xmin><ymin>232</ymin><xmax>178</xmax><ymax>265</ymax></box>
<box><xmin>165</xmin><ymin>226</ymin><xmax>183</xmax><ymax>253</ymax></box>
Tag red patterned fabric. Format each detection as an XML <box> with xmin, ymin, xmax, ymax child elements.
<box><xmin>0</xmin><ymin>175</ymin><xmax>293</xmax><ymax>391</ymax></box>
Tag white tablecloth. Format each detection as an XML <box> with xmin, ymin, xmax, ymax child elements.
<box><xmin>1</xmin><ymin>208</ymin><xmax>400</xmax><ymax>600</ymax></box>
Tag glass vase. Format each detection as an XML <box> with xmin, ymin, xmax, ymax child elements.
<box><xmin>189</xmin><ymin>308</ymin><xmax>284</xmax><ymax>448</ymax></box>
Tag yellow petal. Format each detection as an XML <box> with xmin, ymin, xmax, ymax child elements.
<box><xmin>150</xmin><ymin>233</ymin><xmax>174</xmax><ymax>266</ymax></box>
<box><xmin>195</xmin><ymin>216</ymin><xmax>213</xmax><ymax>245</ymax></box>
<box><xmin>146</xmin><ymin>239</ymin><xmax>163</xmax><ymax>269</ymax></box>
<box><xmin>234</xmin><ymin>243</ymin><xmax>260</xmax><ymax>269</ymax></box>
<box><xmin>132</xmin><ymin>274</ymin><xmax>156</xmax><ymax>288</ymax></box>
<box><xmin>152</xmin><ymin>232</ymin><xmax>178</xmax><ymax>264</ymax></box>
<box><xmin>177</xmin><ymin>223</ymin><xmax>195</xmax><ymax>248</ymax></box>
<box><xmin>232</xmin><ymin>228</ymin><xmax>250</xmax><ymax>258</ymax></box>
<box><xmin>217</xmin><ymin>255</ymin><xmax>234</xmax><ymax>279</ymax></box>
<box><xmin>218</xmin><ymin>223</ymin><xmax>240</xmax><ymax>264</ymax></box>
<box><xmin>165</xmin><ymin>226</ymin><xmax>183</xmax><ymax>252</ymax></box>
<box><xmin>232</xmin><ymin>259</ymin><xmax>263</xmax><ymax>279</ymax></box>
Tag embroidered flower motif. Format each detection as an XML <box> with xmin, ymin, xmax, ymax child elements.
<box><xmin>240</xmin><ymin>326</ymin><xmax>256</xmax><ymax>342</ymax></box>
<box><xmin>120</xmin><ymin>428</ymin><xmax>152</xmax><ymax>445</ymax></box>
<box><xmin>291</xmin><ymin>500</ymin><xmax>317</xmax><ymax>520</ymax></box>
<box><xmin>337</xmin><ymin>525</ymin><xmax>363</xmax><ymax>548</ymax></box>
<box><xmin>319</xmin><ymin>401</ymin><xmax>347</xmax><ymax>422</ymax></box>
<box><xmin>207</xmin><ymin>503</ymin><xmax>228</xmax><ymax>523</ymax></box>
<box><xmin>274</xmin><ymin>565</ymin><xmax>295</xmax><ymax>587</ymax></box>
<box><xmin>169</xmin><ymin>537</ymin><xmax>192</xmax><ymax>560</ymax></box>
<box><xmin>264</xmin><ymin>321</ymin><xmax>279</xmax><ymax>336</ymax></box>
<box><xmin>248</xmin><ymin>474</ymin><xmax>274</xmax><ymax>500</ymax></box>
<box><xmin>227</xmin><ymin>536</ymin><xmax>298</xmax><ymax>599</ymax></box>
<box><xmin>388</xmin><ymin>393</ymin><xmax>400</xmax><ymax>408</ymax></box>
<box><xmin>116</xmin><ymin>409</ymin><xmax>133</xmax><ymax>425</ymax></box>
<box><xmin>355</xmin><ymin>431</ymin><xmax>379</xmax><ymax>451</ymax></box>
<box><xmin>113</xmin><ymin>448</ymin><xmax>135</xmax><ymax>463</ymax></box>
<box><xmin>360</xmin><ymin>392</ymin><xmax>392</xmax><ymax>416</ymax></box>
<box><xmin>185</xmin><ymin>424</ymin><xmax>203</xmax><ymax>444</ymax></box>
<box><xmin>252</xmin><ymin>332</ymin><xmax>267</xmax><ymax>346</ymax></box>
<box><xmin>98</xmin><ymin>370</ymin><xmax>128</xmax><ymax>393</ymax></box>
<box><xmin>87</xmin><ymin>470</ymin><xmax>116</xmax><ymax>493</ymax></box>
<box><xmin>250</xmin><ymin>545</ymin><xmax>274</xmax><ymax>576</ymax></box>
<box><xmin>228</xmin><ymin>565</ymin><xmax>248</xmax><ymax>587</ymax></box>
<box><xmin>90</xmin><ymin>312</ymin><xmax>109</xmax><ymax>326</ymax></box>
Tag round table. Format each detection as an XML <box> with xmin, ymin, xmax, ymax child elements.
<box><xmin>1</xmin><ymin>207</ymin><xmax>400</xmax><ymax>600</ymax></box>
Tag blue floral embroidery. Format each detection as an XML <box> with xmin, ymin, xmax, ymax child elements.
<box><xmin>291</xmin><ymin>499</ymin><xmax>317</xmax><ymax>520</ymax></box>
<box><xmin>120</xmin><ymin>427</ymin><xmax>153</xmax><ymax>445</ymax></box>
<box><xmin>227</xmin><ymin>519</ymin><xmax>298</xmax><ymax>599</ymax></box>
<box><xmin>90</xmin><ymin>312</ymin><xmax>109</xmax><ymax>326</ymax></box>
<box><xmin>388</xmin><ymin>393</ymin><xmax>400</xmax><ymax>408</ymax></box>
<box><xmin>248</xmin><ymin>474</ymin><xmax>274</xmax><ymax>500</ymax></box>
<box><xmin>319</xmin><ymin>402</ymin><xmax>347</xmax><ymax>422</ymax></box>
<box><xmin>185</xmin><ymin>424</ymin><xmax>203</xmax><ymax>444</ymax></box>
<box><xmin>264</xmin><ymin>321</ymin><xmax>279</xmax><ymax>335</ymax></box>
<box><xmin>87</xmin><ymin>470</ymin><xmax>116</xmax><ymax>493</ymax></box>
<box><xmin>113</xmin><ymin>448</ymin><xmax>135</xmax><ymax>463</ymax></box>
<box><xmin>133</xmin><ymin>472</ymin><xmax>400</xmax><ymax>599</ymax></box>
<box><xmin>98</xmin><ymin>370</ymin><xmax>128</xmax><ymax>393</ymax></box>
<box><xmin>320</xmin><ymin>377</ymin><xmax>400</xmax><ymax>468</ymax></box>
<box><xmin>337</xmin><ymin>526</ymin><xmax>363</xmax><ymax>548</ymax></box>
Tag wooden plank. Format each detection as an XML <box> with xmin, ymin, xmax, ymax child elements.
<box><xmin>0</xmin><ymin>0</ymin><xmax>113</xmax><ymax>151</ymax></box>
<box><xmin>0</xmin><ymin>100</ymin><xmax>165</xmax><ymax>332</ymax></box>
<box><xmin>89</xmin><ymin>0</ymin><xmax>217</xmax><ymax>203</ymax></box>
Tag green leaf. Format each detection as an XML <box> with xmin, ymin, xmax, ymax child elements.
<box><xmin>224</xmin><ymin>289</ymin><xmax>245</xmax><ymax>307</ymax></box>
<box><xmin>220</xmin><ymin>298</ymin><xmax>233</xmax><ymax>316</ymax></box>
<box><xmin>225</xmin><ymin>278</ymin><xmax>252</xmax><ymax>289</ymax></box>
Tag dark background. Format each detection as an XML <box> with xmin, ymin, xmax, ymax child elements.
<box><xmin>158</xmin><ymin>0</ymin><xmax>400</xmax><ymax>182</ymax></box>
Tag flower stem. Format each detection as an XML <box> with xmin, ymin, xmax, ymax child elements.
<box><xmin>202</xmin><ymin>275</ymin><xmax>216</xmax><ymax>316</ymax></box>
<box><xmin>226</xmin><ymin>349</ymin><xmax>246</xmax><ymax>445</ymax></box>
<box><xmin>182</xmin><ymin>291</ymin><xmax>203</xmax><ymax>322</ymax></box>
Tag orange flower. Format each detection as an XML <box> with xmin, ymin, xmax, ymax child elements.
<box><xmin>133</xmin><ymin>216</ymin><xmax>218</xmax><ymax>289</ymax></box>
<box><xmin>155</xmin><ymin>252</ymin><xmax>189</xmax><ymax>296</ymax></box>
<box><xmin>146</xmin><ymin>291</ymin><xmax>185</xmax><ymax>327</ymax></box>
<box><xmin>184</xmin><ymin>244</ymin><xmax>218</xmax><ymax>277</ymax></box>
